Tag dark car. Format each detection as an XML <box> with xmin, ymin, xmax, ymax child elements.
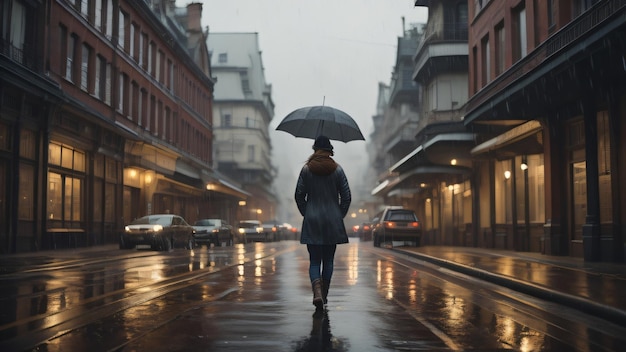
<box><xmin>120</xmin><ymin>214</ymin><xmax>195</xmax><ymax>251</ymax></box>
<box><xmin>372</xmin><ymin>207</ymin><xmax>421</xmax><ymax>247</ymax></box>
<box><xmin>192</xmin><ymin>219</ymin><xmax>235</xmax><ymax>247</ymax></box>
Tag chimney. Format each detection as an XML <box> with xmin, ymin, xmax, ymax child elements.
<box><xmin>187</xmin><ymin>3</ymin><xmax>203</xmax><ymax>32</ymax></box>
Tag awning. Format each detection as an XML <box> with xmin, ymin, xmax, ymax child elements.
<box><xmin>175</xmin><ymin>159</ymin><xmax>201</xmax><ymax>179</ymax></box>
<box><xmin>390</xmin><ymin>132</ymin><xmax>475</xmax><ymax>174</ymax></box>
<box><xmin>207</xmin><ymin>178</ymin><xmax>251</xmax><ymax>199</ymax></box>
<box><xmin>371</xmin><ymin>165</ymin><xmax>471</xmax><ymax>197</ymax></box>
<box><xmin>471</xmin><ymin>120</ymin><xmax>542</xmax><ymax>155</ymax></box>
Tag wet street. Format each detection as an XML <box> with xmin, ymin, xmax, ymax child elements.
<box><xmin>1</xmin><ymin>240</ymin><xmax>625</xmax><ymax>351</ymax></box>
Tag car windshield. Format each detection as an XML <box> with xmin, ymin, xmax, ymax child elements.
<box><xmin>239</xmin><ymin>222</ymin><xmax>258</xmax><ymax>228</ymax></box>
<box><xmin>195</xmin><ymin>220</ymin><xmax>216</xmax><ymax>226</ymax></box>
<box><xmin>131</xmin><ymin>216</ymin><xmax>172</xmax><ymax>226</ymax></box>
<box><xmin>387</xmin><ymin>211</ymin><xmax>417</xmax><ymax>221</ymax></box>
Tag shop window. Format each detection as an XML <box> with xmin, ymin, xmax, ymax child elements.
<box><xmin>495</xmin><ymin>159</ymin><xmax>513</xmax><ymax>224</ymax></box>
<box><xmin>19</xmin><ymin>129</ymin><xmax>36</xmax><ymax>159</ymax></box>
<box><xmin>48</xmin><ymin>172</ymin><xmax>82</xmax><ymax>221</ymax></box>
<box><xmin>597</xmin><ymin>111</ymin><xmax>612</xmax><ymax>223</ymax></box>
<box><xmin>49</xmin><ymin>142</ymin><xmax>85</xmax><ymax>171</ymax></box>
<box><xmin>18</xmin><ymin>163</ymin><xmax>34</xmax><ymax>220</ymax></box>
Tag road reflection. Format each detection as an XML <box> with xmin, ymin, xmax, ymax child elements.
<box><xmin>292</xmin><ymin>311</ymin><xmax>349</xmax><ymax>351</ymax></box>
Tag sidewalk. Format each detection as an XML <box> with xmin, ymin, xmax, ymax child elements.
<box><xmin>394</xmin><ymin>246</ymin><xmax>626</xmax><ymax>326</ymax></box>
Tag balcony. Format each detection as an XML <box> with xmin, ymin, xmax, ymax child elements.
<box><xmin>0</xmin><ymin>39</ymin><xmax>42</xmax><ymax>72</ymax></box>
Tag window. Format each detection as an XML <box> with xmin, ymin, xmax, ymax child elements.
<box><xmin>118</xmin><ymin>9</ymin><xmax>128</xmax><ymax>50</ymax></box>
<box><xmin>167</xmin><ymin>59</ymin><xmax>173</xmax><ymax>90</ymax></box>
<box><xmin>80</xmin><ymin>0</ymin><xmax>89</xmax><ymax>19</ymax></box>
<box><xmin>95</xmin><ymin>0</ymin><xmax>103</xmax><ymax>30</ymax></box>
<box><xmin>130</xmin><ymin>22</ymin><xmax>138</xmax><ymax>59</ymax></box>
<box><xmin>156</xmin><ymin>50</ymin><xmax>163</xmax><ymax>82</ymax></box>
<box><xmin>48</xmin><ymin>142</ymin><xmax>85</xmax><ymax>222</ymax></box>
<box><xmin>241</xmin><ymin>71</ymin><xmax>251</xmax><ymax>93</ymax></box>
<box><xmin>481</xmin><ymin>35</ymin><xmax>490</xmax><ymax>86</ymax></box>
<box><xmin>140</xmin><ymin>32</ymin><xmax>148</xmax><ymax>68</ymax></box>
<box><xmin>66</xmin><ymin>34</ymin><xmax>78</xmax><ymax>82</ymax></box>
<box><xmin>48</xmin><ymin>172</ymin><xmax>82</xmax><ymax>222</ymax></box>
<box><xmin>95</xmin><ymin>54</ymin><xmax>106</xmax><ymax>100</ymax></box>
<box><xmin>19</xmin><ymin>129</ymin><xmax>36</xmax><ymax>159</ymax></box>
<box><xmin>222</xmin><ymin>114</ymin><xmax>233</xmax><ymax>127</ymax></box>
<box><xmin>105</xmin><ymin>0</ymin><xmax>113</xmax><ymax>38</ymax></box>
<box><xmin>104</xmin><ymin>61</ymin><xmax>112</xmax><ymax>105</ymax></box>
<box><xmin>495</xmin><ymin>22</ymin><xmax>505</xmax><ymax>76</ymax></box>
<box><xmin>148</xmin><ymin>41</ymin><xmax>154</xmax><ymax>75</ymax></box>
<box><xmin>81</xmin><ymin>43</ymin><xmax>91</xmax><ymax>92</ymax></box>
<box><xmin>139</xmin><ymin>88</ymin><xmax>146</xmax><ymax>127</ymax></box>
<box><xmin>19</xmin><ymin>164</ymin><xmax>35</xmax><ymax>220</ymax></box>
<box><xmin>512</xmin><ymin>5</ymin><xmax>527</xmax><ymax>62</ymax></box>
<box><xmin>48</xmin><ymin>143</ymin><xmax>85</xmax><ymax>171</ymax></box>
<box><xmin>248</xmin><ymin>145</ymin><xmax>255</xmax><ymax>162</ymax></box>
<box><xmin>495</xmin><ymin>159</ymin><xmax>513</xmax><ymax>224</ymax></box>
<box><xmin>597</xmin><ymin>111</ymin><xmax>613</xmax><ymax>224</ymax></box>
<box><xmin>218</xmin><ymin>53</ymin><xmax>227</xmax><ymax>63</ymax></box>
<box><xmin>118</xmin><ymin>72</ymin><xmax>127</xmax><ymax>113</ymax></box>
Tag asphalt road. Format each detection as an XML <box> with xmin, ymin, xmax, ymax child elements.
<box><xmin>1</xmin><ymin>240</ymin><xmax>625</xmax><ymax>351</ymax></box>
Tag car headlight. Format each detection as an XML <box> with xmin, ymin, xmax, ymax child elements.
<box><xmin>152</xmin><ymin>224</ymin><xmax>163</xmax><ymax>232</ymax></box>
<box><xmin>125</xmin><ymin>226</ymin><xmax>130</xmax><ymax>232</ymax></box>
<box><xmin>238</xmin><ymin>228</ymin><xmax>245</xmax><ymax>234</ymax></box>
<box><xmin>211</xmin><ymin>229</ymin><xmax>219</xmax><ymax>233</ymax></box>
<box><xmin>256</xmin><ymin>227</ymin><xmax>263</xmax><ymax>233</ymax></box>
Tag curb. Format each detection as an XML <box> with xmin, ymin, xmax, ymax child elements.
<box><xmin>395</xmin><ymin>249</ymin><xmax>626</xmax><ymax>326</ymax></box>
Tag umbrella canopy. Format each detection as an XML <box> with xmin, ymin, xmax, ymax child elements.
<box><xmin>276</xmin><ymin>105</ymin><xmax>365</xmax><ymax>142</ymax></box>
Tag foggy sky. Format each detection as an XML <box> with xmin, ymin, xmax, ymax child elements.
<box><xmin>176</xmin><ymin>0</ymin><xmax>428</xmax><ymax>225</ymax></box>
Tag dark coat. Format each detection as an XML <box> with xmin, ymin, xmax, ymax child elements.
<box><xmin>295</xmin><ymin>150</ymin><xmax>351</xmax><ymax>245</ymax></box>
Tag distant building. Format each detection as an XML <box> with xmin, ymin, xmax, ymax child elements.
<box><xmin>207</xmin><ymin>32</ymin><xmax>277</xmax><ymax>222</ymax></box>
<box><xmin>0</xmin><ymin>0</ymin><xmax>245</xmax><ymax>253</ymax></box>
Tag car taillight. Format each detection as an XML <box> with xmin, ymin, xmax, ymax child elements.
<box><xmin>363</xmin><ymin>225</ymin><xmax>370</xmax><ymax>231</ymax></box>
<box><xmin>384</xmin><ymin>221</ymin><xmax>395</xmax><ymax>228</ymax></box>
<box><xmin>410</xmin><ymin>222</ymin><xmax>419</xmax><ymax>228</ymax></box>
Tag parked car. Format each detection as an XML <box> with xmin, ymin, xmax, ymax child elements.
<box><xmin>237</xmin><ymin>220</ymin><xmax>266</xmax><ymax>242</ymax></box>
<box><xmin>372</xmin><ymin>207</ymin><xmax>421</xmax><ymax>247</ymax></box>
<box><xmin>120</xmin><ymin>214</ymin><xmax>195</xmax><ymax>251</ymax></box>
<box><xmin>192</xmin><ymin>219</ymin><xmax>235</xmax><ymax>247</ymax></box>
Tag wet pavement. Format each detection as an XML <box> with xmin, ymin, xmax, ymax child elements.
<box><xmin>394</xmin><ymin>246</ymin><xmax>626</xmax><ymax>326</ymax></box>
<box><xmin>2</xmin><ymin>241</ymin><xmax>626</xmax><ymax>351</ymax></box>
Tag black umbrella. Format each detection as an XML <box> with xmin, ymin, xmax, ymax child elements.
<box><xmin>276</xmin><ymin>105</ymin><xmax>365</xmax><ymax>142</ymax></box>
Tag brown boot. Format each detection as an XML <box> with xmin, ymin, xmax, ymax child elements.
<box><xmin>321</xmin><ymin>278</ymin><xmax>330</xmax><ymax>304</ymax></box>
<box><xmin>311</xmin><ymin>279</ymin><xmax>323</xmax><ymax>310</ymax></box>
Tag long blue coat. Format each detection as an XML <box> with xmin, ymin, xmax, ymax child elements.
<box><xmin>295</xmin><ymin>150</ymin><xmax>351</xmax><ymax>245</ymax></box>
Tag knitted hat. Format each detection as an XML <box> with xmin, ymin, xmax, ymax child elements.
<box><xmin>313</xmin><ymin>135</ymin><xmax>333</xmax><ymax>152</ymax></box>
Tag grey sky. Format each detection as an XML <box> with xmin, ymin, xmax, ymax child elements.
<box><xmin>177</xmin><ymin>0</ymin><xmax>428</xmax><ymax>224</ymax></box>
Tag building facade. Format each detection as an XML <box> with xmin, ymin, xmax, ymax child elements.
<box><xmin>207</xmin><ymin>32</ymin><xmax>278</xmax><ymax>223</ymax></box>
<box><xmin>0</xmin><ymin>0</ymin><xmax>245</xmax><ymax>253</ymax></box>
<box><xmin>369</xmin><ymin>0</ymin><xmax>625</xmax><ymax>262</ymax></box>
<box><xmin>465</xmin><ymin>0</ymin><xmax>626</xmax><ymax>261</ymax></box>
<box><xmin>371</xmin><ymin>1</ymin><xmax>471</xmax><ymax>246</ymax></box>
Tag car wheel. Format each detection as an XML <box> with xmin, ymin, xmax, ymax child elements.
<box><xmin>160</xmin><ymin>236</ymin><xmax>172</xmax><ymax>251</ymax></box>
<box><xmin>373</xmin><ymin>234</ymin><xmax>380</xmax><ymax>247</ymax></box>
<box><xmin>187</xmin><ymin>238</ymin><xmax>195</xmax><ymax>250</ymax></box>
<box><xmin>228</xmin><ymin>236</ymin><xmax>234</xmax><ymax>246</ymax></box>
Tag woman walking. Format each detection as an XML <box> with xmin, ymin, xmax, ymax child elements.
<box><xmin>295</xmin><ymin>135</ymin><xmax>351</xmax><ymax>312</ymax></box>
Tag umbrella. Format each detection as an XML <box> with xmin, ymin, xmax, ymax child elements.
<box><xmin>276</xmin><ymin>105</ymin><xmax>365</xmax><ymax>142</ymax></box>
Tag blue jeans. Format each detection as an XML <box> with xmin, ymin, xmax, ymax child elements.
<box><xmin>307</xmin><ymin>244</ymin><xmax>337</xmax><ymax>283</ymax></box>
